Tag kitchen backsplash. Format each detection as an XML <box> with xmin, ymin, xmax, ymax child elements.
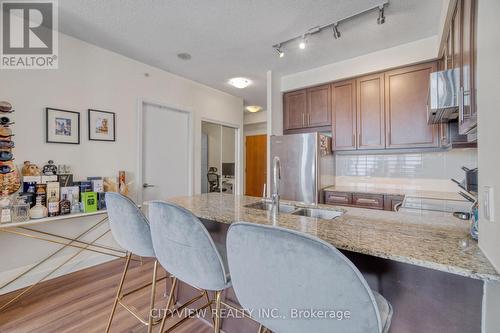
<box><xmin>335</xmin><ymin>149</ymin><xmax>477</xmax><ymax>192</ymax></box>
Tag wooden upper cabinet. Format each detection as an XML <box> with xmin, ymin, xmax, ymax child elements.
<box><xmin>331</xmin><ymin>80</ymin><xmax>356</xmax><ymax>150</ymax></box>
<box><xmin>283</xmin><ymin>90</ymin><xmax>306</xmax><ymax>130</ymax></box>
<box><xmin>356</xmin><ymin>73</ymin><xmax>385</xmax><ymax>150</ymax></box>
<box><xmin>459</xmin><ymin>0</ymin><xmax>477</xmax><ymax>134</ymax></box>
<box><xmin>306</xmin><ymin>84</ymin><xmax>331</xmax><ymax>127</ymax></box>
<box><xmin>385</xmin><ymin>62</ymin><xmax>439</xmax><ymax>148</ymax></box>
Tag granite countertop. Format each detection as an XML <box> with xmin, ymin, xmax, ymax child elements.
<box><xmin>166</xmin><ymin>193</ymin><xmax>499</xmax><ymax>281</ymax></box>
<box><xmin>322</xmin><ymin>185</ymin><xmax>465</xmax><ymax>201</ymax></box>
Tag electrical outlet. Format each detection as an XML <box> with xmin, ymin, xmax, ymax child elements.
<box><xmin>483</xmin><ymin>186</ymin><xmax>495</xmax><ymax>222</ymax></box>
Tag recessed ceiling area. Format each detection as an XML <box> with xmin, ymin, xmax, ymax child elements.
<box><xmin>58</xmin><ymin>0</ymin><xmax>444</xmax><ymax>108</ymax></box>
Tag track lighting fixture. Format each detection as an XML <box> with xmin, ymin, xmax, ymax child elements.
<box><xmin>377</xmin><ymin>6</ymin><xmax>386</xmax><ymax>24</ymax></box>
<box><xmin>275</xmin><ymin>45</ymin><xmax>285</xmax><ymax>58</ymax></box>
<box><xmin>271</xmin><ymin>1</ymin><xmax>388</xmax><ymax>58</ymax></box>
<box><xmin>299</xmin><ymin>36</ymin><xmax>307</xmax><ymax>50</ymax></box>
<box><xmin>332</xmin><ymin>23</ymin><xmax>341</xmax><ymax>39</ymax></box>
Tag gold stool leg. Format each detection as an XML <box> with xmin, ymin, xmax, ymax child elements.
<box><xmin>213</xmin><ymin>290</ymin><xmax>222</xmax><ymax>333</ymax></box>
<box><xmin>147</xmin><ymin>260</ymin><xmax>159</xmax><ymax>333</ymax></box>
<box><xmin>105</xmin><ymin>252</ymin><xmax>132</xmax><ymax>333</ymax></box>
<box><xmin>159</xmin><ymin>277</ymin><xmax>178</xmax><ymax>333</ymax></box>
<box><xmin>204</xmin><ymin>291</ymin><xmax>216</xmax><ymax>327</ymax></box>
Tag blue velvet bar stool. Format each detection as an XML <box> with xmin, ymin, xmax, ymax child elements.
<box><xmin>227</xmin><ymin>222</ymin><xmax>393</xmax><ymax>333</ymax></box>
<box><xmin>148</xmin><ymin>201</ymin><xmax>231</xmax><ymax>333</ymax></box>
<box><xmin>104</xmin><ymin>193</ymin><xmax>170</xmax><ymax>333</ymax></box>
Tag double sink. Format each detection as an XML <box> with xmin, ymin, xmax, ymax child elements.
<box><xmin>244</xmin><ymin>200</ymin><xmax>343</xmax><ymax>220</ymax></box>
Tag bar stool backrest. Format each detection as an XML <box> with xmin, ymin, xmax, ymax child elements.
<box><xmin>148</xmin><ymin>201</ymin><xmax>229</xmax><ymax>291</ymax></box>
<box><xmin>105</xmin><ymin>192</ymin><xmax>155</xmax><ymax>257</ymax></box>
<box><xmin>227</xmin><ymin>222</ymin><xmax>382</xmax><ymax>333</ymax></box>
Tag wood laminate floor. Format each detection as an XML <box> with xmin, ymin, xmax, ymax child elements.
<box><xmin>0</xmin><ymin>258</ymin><xmax>215</xmax><ymax>333</ymax></box>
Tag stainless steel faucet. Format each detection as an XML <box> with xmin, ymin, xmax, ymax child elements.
<box><xmin>272</xmin><ymin>156</ymin><xmax>281</xmax><ymax>208</ymax></box>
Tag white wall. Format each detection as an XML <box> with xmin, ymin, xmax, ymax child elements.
<box><xmin>477</xmin><ymin>0</ymin><xmax>500</xmax><ymax>272</ymax></box>
<box><xmin>244</xmin><ymin>123</ymin><xmax>267</xmax><ymax>137</ymax></box>
<box><xmin>281</xmin><ymin>36</ymin><xmax>439</xmax><ymax>92</ymax></box>
<box><xmin>0</xmin><ymin>33</ymin><xmax>243</xmax><ymax>293</ymax></box>
<box><xmin>244</xmin><ymin>110</ymin><xmax>267</xmax><ymax>125</ymax></box>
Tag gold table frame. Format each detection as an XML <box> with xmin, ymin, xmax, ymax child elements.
<box><xmin>0</xmin><ymin>211</ymin><xmax>130</xmax><ymax>312</ymax></box>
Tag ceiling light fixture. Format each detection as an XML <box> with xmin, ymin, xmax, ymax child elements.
<box><xmin>228</xmin><ymin>77</ymin><xmax>252</xmax><ymax>89</ymax></box>
<box><xmin>275</xmin><ymin>44</ymin><xmax>285</xmax><ymax>58</ymax></box>
<box><xmin>377</xmin><ymin>6</ymin><xmax>386</xmax><ymax>24</ymax></box>
<box><xmin>245</xmin><ymin>105</ymin><xmax>263</xmax><ymax>113</ymax></box>
<box><xmin>177</xmin><ymin>52</ymin><xmax>192</xmax><ymax>60</ymax></box>
<box><xmin>332</xmin><ymin>23</ymin><xmax>341</xmax><ymax>39</ymax></box>
<box><xmin>299</xmin><ymin>36</ymin><xmax>307</xmax><ymax>50</ymax></box>
<box><xmin>271</xmin><ymin>0</ymin><xmax>388</xmax><ymax>57</ymax></box>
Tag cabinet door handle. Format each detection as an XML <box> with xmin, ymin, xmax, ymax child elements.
<box><xmin>459</xmin><ymin>86</ymin><xmax>464</xmax><ymax>124</ymax></box>
<box><xmin>328</xmin><ymin>196</ymin><xmax>349</xmax><ymax>202</ymax></box>
<box><xmin>352</xmin><ymin>134</ymin><xmax>356</xmax><ymax>146</ymax></box>
<box><xmin>357</xmin><ymin>198</ymin><xmax>379</xmax><ymax>204</ymax></box>
<box><xmin>308</xmin><ymin>113</ymin><xmax>311</xmax><ymax>126</ymax></box>
<box><xmin>302</xmin><ymin>113</ymin><xmax>305</xmax><ymax>127</ymax></box>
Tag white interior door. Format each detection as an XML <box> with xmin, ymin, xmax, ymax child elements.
<box><xmin>142</xmin><ymin>102</ymin><xmax>190</xmax><ymax>202</ymax></box>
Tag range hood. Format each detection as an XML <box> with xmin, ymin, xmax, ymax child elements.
<box><xmin>427</xmin><ymin>68</ymin><xmax>459</xmax><ymax>124</ymax></box>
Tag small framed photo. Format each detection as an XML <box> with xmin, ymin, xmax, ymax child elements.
<box><xmin>46</xmin><ymin>108</ymin><xmax>80</xmax><ymax>144</ymax></box>
<box><xmin>88</xmin><ymin>109</ymin><xmax>115</xmax><ymax>142</ymax></box>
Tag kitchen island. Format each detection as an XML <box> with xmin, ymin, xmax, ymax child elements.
<box><xmin>164</xmin><ymin>193</ymin><xmax>499</xmax><ymax>333</ymax></box>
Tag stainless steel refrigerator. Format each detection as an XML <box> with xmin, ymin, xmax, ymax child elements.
<box><xmin>270</xmin><ymin>132</ymin><xmax>335</xmax><ymax>204</ymax></box>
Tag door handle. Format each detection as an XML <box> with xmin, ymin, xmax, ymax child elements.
<box><xmin>143</xmin><ymin>183</ymin><xmax>155</xmax><ymax>188</ymax></box>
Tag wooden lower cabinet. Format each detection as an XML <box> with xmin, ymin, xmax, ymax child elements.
<box><xmin>383</xmin><ymin>194</ymin><xmax>405</xmax><ymax>211</ymax></box>
<box><xmin>324</xmin><ymin>191</ymin><xmax>352</xmax><ymax>205</ymax></box>
<box><xmin>352</xmin><ymin>193</ymin><xmax>385</xmax><ymax>210</ymax></box>
<box><xmin>323</xmin><ymin>190</ymin><xmax>404</xmax><ymax>211</ymax></box>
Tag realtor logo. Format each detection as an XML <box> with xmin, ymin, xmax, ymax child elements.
<box><xmin>1</xmin><ymin>0</ymin><xmax>58</xmax><ymax>69</ymax></box>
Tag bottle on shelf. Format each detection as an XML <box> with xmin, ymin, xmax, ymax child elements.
<box><xmin>47</xmin><ymin>190</ymin><xmax>59</xmax><ymax>217</ymax></box>
<box><xmin>30</xmin><ymin>196</ymin><xmax>47</xmax><ymax>219</ymax></box>
<box><xmin>0</xmin><ymin>184</ymin><xmax>12</xmax><ymax>224</ymax></box>
<box><xmin>60</xmin><ymin>193</ymin><xmax>71</xmax><ymax>215</ymax></box>
<box><xmin>12</xmin><ymin>195</ymin><xmax>30</xmax><ymax>223</ymax></box>
<box><xmin>35</xmin><ymin>184</ymin><xmax>46</xmax><ymax>207</ymax></box>
<box><xmin>70</xmin><ymin>195</ymin><xmax>81</xmax><ymax>214</ymax></box>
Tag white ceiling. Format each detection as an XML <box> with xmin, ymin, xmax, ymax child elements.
<box><xmin>58</xmin><ymin>0</ymin><xmax>443</xmax><ymax>109</ymax></box>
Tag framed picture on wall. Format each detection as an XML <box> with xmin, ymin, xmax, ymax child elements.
<box><xmin>88</xmin><ymin>109</ymin><xmax>115</xmax><ymax>142</ymax></box>
<box><xmin>46</xmin><ymin>108</ymin><xmax>80</xmax><ymax>144</ymax></box>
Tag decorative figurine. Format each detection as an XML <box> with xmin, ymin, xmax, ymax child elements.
<box><xmin>21</xmin><ymin>161</ymin><xmax>41</xmax><ymax>176</ymax></box>
<box><xmin>42</xmin><ymin>160</ymin><xmax>58</xmax><ymax>175</ymax></box>
<box><xmin>118</xmin><ymin>171</ymin><xmax>129</xmax><ymax>196</ymax></box>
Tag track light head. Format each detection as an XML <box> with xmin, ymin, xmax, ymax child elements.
<box><xmin>332</xmin><ymin>23</ymin><xmax>341</xmax><ymax>39</ymax></box>
<box><xmin>377</xmin><ymin>6</ymin><xmax>386</xmax><ymax>24</ymax></box>
<box><xmin>299</xmin><ymin>35</ymin><xmax>307</xmax><ymax>50</ymax></box>
<box><xmin>275</xmin><ymin>45</ymin><xmax>285</xmax><ymax>58</ymax></box>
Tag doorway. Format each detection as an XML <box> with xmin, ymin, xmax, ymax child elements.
<box><xmin>245</xmin><ymin>135</ymin><xmax>267</xmax><ymax>197</ymax></box>
<box><xmin>201</xmin><ymin>121</ymin><xmax>237</xmax><ymax>194</ymax></box>
<box><xmin>138</xmin><ymin>101</ymin><xmax>192</xmax><ymax>203</ymax></box>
